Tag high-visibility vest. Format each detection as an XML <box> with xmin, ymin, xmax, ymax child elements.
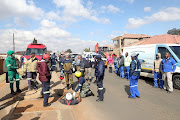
<box><xmin>124</xmin><ymin>56</ymin><xmax>131</xmax><ymax>67</ymax></box>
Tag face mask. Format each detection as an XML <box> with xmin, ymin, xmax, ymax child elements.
<box><xmin>12</xmin><ymin>54</ymin><xmax>15</xmax><ymax>57</ymax></box>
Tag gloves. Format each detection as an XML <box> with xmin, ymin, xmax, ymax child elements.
<box><xmin>73</xmin><ymin>92</ymin><xmax>76</xmax><ymax>99</ymax></box>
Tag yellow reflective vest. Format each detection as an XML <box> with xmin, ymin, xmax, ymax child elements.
<box><xmin>24</xmin><ymin>57</ymin><xmax>38</xmax><ymax>72</ymax></box>
<box><xmin>124</xmin><ymin>56</ymin><xmax>131</xmax><ymax>67</ymax></box>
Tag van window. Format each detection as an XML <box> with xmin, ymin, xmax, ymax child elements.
<box><xmin>158</xmin><ymin>47</ymin><xmax>176</xmax><ymax>62</ymax></box>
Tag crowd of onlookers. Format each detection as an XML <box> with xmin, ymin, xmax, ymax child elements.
<box><xmin>107</xmin><ymin>52</ymin><xmax>176</xmax><ymax>94</ymax></box>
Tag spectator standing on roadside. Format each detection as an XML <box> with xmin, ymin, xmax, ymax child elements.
<box><xmin>117</xmin><ymin>53</ymin><xmax>125</xmax><ymax>78</ymax></box>
<box><xmin>161</xmin><ymin>52</ymin><xmax>176</xmax><ymax>93</ymax></box>
<box><xmin>124</xmin><ymin>52</ymin><xmax>131</xmax><ymax>79</ymax></box>
<box><xmin>108</xmin><ymin>54</ymin><xmax>113</xmax><ymax>73</ymax></box>
<box><xmin>152</xmin><ymin>53</ymin><xmax>163</xmax><ymax>89</ymax></box>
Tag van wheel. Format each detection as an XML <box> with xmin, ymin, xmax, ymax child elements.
<box><xmin>173</xmin><ymin>75</ymin><xmax>180</xmax><ymax>90</ymax></box>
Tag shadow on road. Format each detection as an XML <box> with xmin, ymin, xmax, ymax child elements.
<box><xmin>0</xmin><ymin>86</ymin><xmax>28</xmax><ymax>111</ymax></box>
<box><xmin>31</xmin><ymin>117</ymin><xmax>40</xmax><ymax>120</ymax></box>
<box><xmin>124</xmin><ymin>85</ymin><xmax>130</xmax><ymax>96</ymax></box>
<box><xmin>1</xmin><ymin>104</ymin><xmax>33</xmax><ymax>120</ymax></box>
<box><xmin>140</xmin><ymin>76</ymin><xmax>154</xmax><ymax>87</ymax></box>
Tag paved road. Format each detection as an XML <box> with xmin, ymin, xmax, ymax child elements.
<box><xmin>72</xmin><ymin>69</ymin><xmax>180</xmax><ymax>120</ymax></box>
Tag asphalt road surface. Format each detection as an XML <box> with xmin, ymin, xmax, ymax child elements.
<box><xmin>74</xmin><ymin>69</ymin><xmax>180</xmax><ymax>120</ymax></box>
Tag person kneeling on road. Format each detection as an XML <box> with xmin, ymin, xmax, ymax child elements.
<box><xmin>73</xmin><ymin>71</ymin><xmax>94</xmax><ymax>98</ymax></box>
<box><xmin>36</xmin><ymin>54</ymin><xmax>51</xmax><ymax>107</ymax></box>
<box><xmin>59</xmin><ymin>92</ymin><xmax>81</xmax><ymax>105</ymax></box>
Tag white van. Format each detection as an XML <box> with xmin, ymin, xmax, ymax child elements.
<box><xmin>123</xmin><ymin>44</ymin><xmax>180</xmax><ymax>89</ymax></box>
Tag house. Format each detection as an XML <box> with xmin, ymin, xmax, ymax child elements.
<box><xmin>112</xmin><ymin>34</ymin><xmax>151</xmax><ymax>56</ymax></box>
<box><xmin>127</xmin><ymin>34</ymin><xmax>180</xmax><ymax>46</ymax></box>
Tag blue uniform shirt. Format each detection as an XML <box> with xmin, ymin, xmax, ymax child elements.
<box><xmin>75</xmin><ymin>77</ymin><xmax>86</xmax><ymax>92</ymax></box>
<box><xmin>129</xmin><ymin>57</ymin><xmax>141</xmax><ymax>77</ymax></box>
<box><xmin>161</xmin><ymin>57</ymin><xmax>176</xmax><ymax>72</ymax></box>
<box><xmin>63</xmin><ymin>59</ymin><xmax>72</xmax><ymax>64</ymax></box>
<box><xmin>97</xmin><ymin>60</ymin><xmax>105</xmax><ymax>79</ymax></box>
<box><xmin>51</xmin><ymin>54</ymin><xmax>57</xmax><ymax>62</ymax></box>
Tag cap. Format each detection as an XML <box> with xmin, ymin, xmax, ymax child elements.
<box><xmin>131</xmin><ymin>53</ymin><xmax>137</xmax><ymax>57</ymax></box>
<box><xmin>96</xmin><ymin>55</ymin><xmax>101</xmax><ymax>59</ymax></box>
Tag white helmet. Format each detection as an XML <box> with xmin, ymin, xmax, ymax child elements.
<box><xmin>66</xmin><ymin>93</ymin><xmax>73</xmax><ymax>100</ymax></box>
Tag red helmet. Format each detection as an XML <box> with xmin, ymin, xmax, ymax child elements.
<box><xmin>43</xmin><ymin>54</ymin><xmax>50</xmax><ymax>60</ymax></box>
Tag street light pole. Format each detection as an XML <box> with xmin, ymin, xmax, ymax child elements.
<box><xmin>13</xmin><ymin>33</ymin><xmax>15</xmax><ymax>52</ymax></box>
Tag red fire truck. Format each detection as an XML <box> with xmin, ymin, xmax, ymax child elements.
<box><xmin>24</xmin><ymin>43</ymin><xmax>47</xmax><ymax>62</ymax></box>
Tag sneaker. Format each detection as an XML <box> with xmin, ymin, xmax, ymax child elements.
<box><xmin>96</xmin><ymin>98</ymin><xmax>103</xmax><ymax>102</ymax></box>
<box><xmin>43</xmin><ymin>103</ymin><xmax>51</xmax><ymax>107</ymax></box>
<box><xmin>128</xmin><ymin>96</ymin><xmax>135</xmax><ymax>99</ymax></box>
<box><xmin>167</xmin><ymin>91</ymin><xmax>173</xmax><ymax>94</ymax></box>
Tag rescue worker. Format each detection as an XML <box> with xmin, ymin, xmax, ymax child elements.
<box><xmin>75</xmin><ymin>55</ymin><xmax>80</xmax><ymax>71</ymax></box>
<box><xmin>93</xmin><ymin>56</ymin><xmax>98</xmax><ymax>84</ymax></box>
<box><xmin>24</xmin><ymin>52</ymin><xmax>39</xmax><ymax>90</ymax></box>
<box><xmin>78</xmin><ymin>55</ymin><xmax>86</xmax><ymax>77</ymax></box>
<box><xmin>63</xmin><ymin>54</ymin><xmax>74</xmax><ymax>90</ymax></box>
<box><xmin>129</xmin><ymin>53</ymin><xmax>141</xmax><ymax>99</ymax></box>
<box><xmin>6</xmin><ymin>50</ymin><xmax>22</xmax><ymax>95</ymax></box>
<box><xmin>161</xmin><ymin>52</ymin><xmax>176</xmax><ymax>93</ymax></box>
<box><xmin>59</xmin><ymin>54</ymin><xmax>65</xmax><ymax>71</ymax></box>
<box><xmin>36</xmin><ymin>54</ymin><xmax>51</xmax><ymax>107</ymax></box>
<box><xmin>117</xmin><ymin>53</ymin><xmax>125</xmax><ymax>78</ymax></box>
<box><xmin>124</xmin><ymin>52</ymin><xmax>131</xmax><ymax>79</ymax></box>
<box><xmin>51</xmin><ymin>53</ymin><xmax>57</xmax><ymax>71</ymax></box>
<box><xmin>152</xmin><ymin>53</ymin><xmax>163</xmax><ymax>88</ymax></box>
<box><xmin>59</xmin><ymin>92</ymin><xmax>82</xmax><ymax>105</ymax></box>
<box><xmin>96</xmin><ymin>55</ymin><xmax>105</xmax><ymax>102</ymax></box>
<box><xmin>73</xmin><ymin>71</ymin><xmax>94</xmax><ymax>98</ymax></box>
<box><xmin>84</xmin><ymin>58</ymin><xmax>92</xmax><ymax>81</ymax></box>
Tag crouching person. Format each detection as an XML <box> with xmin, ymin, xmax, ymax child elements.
<box><xmin>59</xmin><ymin>92</ymin><xmax>81</xmax><ymax>105</ymax></box>
<box><xmin>73</xmin><ymin>71</ymin><xmax>94</xmax><ymax>98</ymax></box>
<box><xmin>37</xmin><ymin>54</ymin><xmax>51</xmax><ymax>107</ymax></box>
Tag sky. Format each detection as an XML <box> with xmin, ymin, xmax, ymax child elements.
<box><xmin>0</xmin><ymin>0</ymin><xmax>180</xmax><ymax>53</ymax></box>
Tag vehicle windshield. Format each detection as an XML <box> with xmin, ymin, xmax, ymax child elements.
<box><xmin>26</xmin><ymin>48</ymin><xmax>46</xmax><ymax>55</ymax></box>
<box><xmin>170</xmin><ymin>46</ymin><xmax>180</xmax><ymax>60</ymax></box>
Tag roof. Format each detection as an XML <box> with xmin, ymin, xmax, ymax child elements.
<box><xmin>128</xmin><ymin>34</ymin><xmax>180</xmax><ymax>46</ymax></box>
<box><xmin>122</xmin><ymin>34</ymin><xmax>151</xmax><ymax>39</ymax></box>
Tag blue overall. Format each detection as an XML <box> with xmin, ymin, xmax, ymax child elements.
<box><xmin>97</xmin><ymin>60</ymin><xmax>105</xmax><ymax>100</ymax></box>
<box><xmin>51</xmin><ymin>54</ymin><xmax>57</xmax><ymax>71</ymax></box>
<box><xmin>114</xmin><ymin>64</ymin><xmax>118</xmax><ymax>74</ymax></box>
<box><xmin>125</xmin><ymin>66</ymin><xmax>130</xmax><ymax>79</ymax></box>
<box><xmin>75</xmin><ymin>77</ymin><xmax>85</xmax><ymax>92</ymax></box>
<box><xmin>41</xmin><ymin>80</ymin><xmax>50</xmax><ymax>106</ymax></box>
<box><xmin>59</xmin><ymin>57</ymin><xmax>65</xmax><ymax>70</ymax></box>
<box><xmin>154</xmin><ymin>72</ymin><xmax>163</xmax><ymax>88</ymax></box>
<box><xmin>119</xmin><ymin>66</ymin><xmax>125</xmax><ymax>78</ymax></box>
<box><xmin>129</xmin><ymin>57</ymin><xmax>141</xmax><ymax>98</ymax></box>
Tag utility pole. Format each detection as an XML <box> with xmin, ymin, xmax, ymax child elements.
<box><xmin>13</xmin><ymin>33</ymin><xmax>15</xmax><ymax>52</ymax></box>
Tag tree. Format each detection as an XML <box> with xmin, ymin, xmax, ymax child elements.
<box><xmin>65</xmin><ymin>49</ymin><xmax>72</xmax><ymax>53</ymax></box>
<box><xmin>167</xmin><ymin>28</ymin><xmax>180</xmax><ymax>35</ymax></box>
<box><xmin>84</xmin><ymin>48</ymin><xmax>90</xmax><ymax>52</ymax></box>
<box><xmin>33</xmin><ymin>38</ymin><xmax>37</xmax><ymax>44</ymax></box>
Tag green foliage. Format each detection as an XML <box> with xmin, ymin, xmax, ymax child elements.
<box><xmin>65</xmin><ymin>49</ymin><xmax>72</xmax><ymax>53</ymax></box>
<box><xmin>167</xmin><ymin>28</ymin><xmax>180</xmax><ymax>35</ymax></box>
<box><xmin>84</xmin><ymin>48</ymin><xmax>90</xmax><ymax>52</ymax></box>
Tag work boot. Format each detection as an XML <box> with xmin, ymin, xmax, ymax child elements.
<box><xmin>43</xmin><ymin>103</ymin><xmax>51</xmax><ymax>107</ymax></box>
<box><xmin>71</xmin><ymin>84</ymin><xmax>74</xmax><ymax>90</ymax></box>
<box><xmin>11</xmin><ymin>90</ymin><xmax>16</xmax><ymax>95</ymax></box>
<box><xmin>16</xmin><ymin>89</ymin><xmax>22</xmax><ymax>93</ymax></box>
<box><xmin>67</xmin><ymin>84</ymin><xmax>70</xmax><ymax>90</ymax></box>
<box><xmin>96</xmin><ymin>98</ymin><xmax>103</xmax><ymax>102</ymax></box>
